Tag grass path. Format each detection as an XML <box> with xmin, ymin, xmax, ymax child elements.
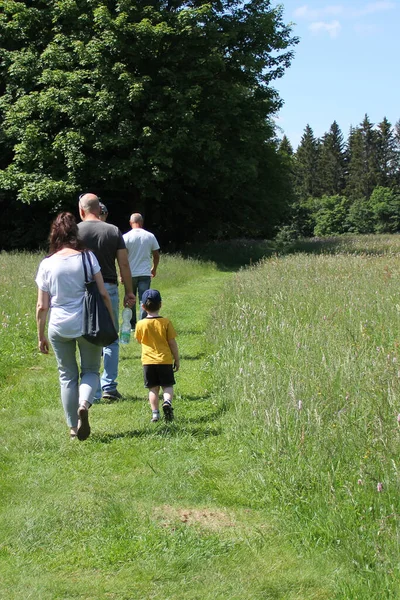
<box><xmin>1</xmin><ymin>254</ymin><xmax>336</xmax><ymax>599</ymax></box>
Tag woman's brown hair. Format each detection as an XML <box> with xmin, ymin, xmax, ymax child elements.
<box><xmin>49</xmin><ymin>212</ymin><xmax>84</xmax><ymax>254</ymax></box>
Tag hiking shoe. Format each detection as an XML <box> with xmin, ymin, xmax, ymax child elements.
<box><xmin>77</xmin><ymin>406</ymin><xmax>91</xmax><ymax>441</ymax></box>
<box><xmin>102</xmin><ymin>389</ymin><xmax>123</xmax><ymax>401</ymax></box>
<box><xmin>162</xmin><ymin>401</ymin><xmax>174</xmax><ymax>422</ymax></box>
<box><xmin>151</xmin><ymin>414</ymin><xmax>160</xmax><ymax>423</ymax></box>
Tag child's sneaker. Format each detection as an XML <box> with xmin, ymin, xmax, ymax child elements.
<box><xmin>151</xmin><ymin>411</ymin><xmax>160</xmax><ymax>423</ymax></box>
<box><xmin>162</xmin><ymin>401</ymin><xmax>174</xmax><ymax>422</ymax></box>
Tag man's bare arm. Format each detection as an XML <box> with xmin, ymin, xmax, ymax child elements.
<box><xmin>151</xmin><ymin>250</ymin><xmax>160</xmax><ymax>278</ymax></box>
<box><xmin>116</xmin><ymin>248</ymin><xmax>135</xmax><ymax>307</ymax></box>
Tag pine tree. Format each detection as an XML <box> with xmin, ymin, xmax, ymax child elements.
<box><xmin>345</xmin><ymin>115</ymin><xmax>379</xmax><ymax>200</ymax></box>
<box><xmin>361</xmin><ymin>114</ymin><xmax>380</xmax><ymax>197</ymax></box>
<box><xmin>393</xmin><ymin>120</ymin><xmax>400</xmax><ymax>187</ymax></box>
<box><xmin>345</xmin><ymin>126</ymin><xmax>364</xmax><ymax>199</ymax></box>
<box><xmin>376</xmin><ymin>118</ymin><xmax>397</xmax><ymax>188</ymax></box>
<box><xmin>278</xmin><ymin>135</ymin><xmax>294</xmax><ymax>156</ymax></box>
<box><xmin>318</xmin><ymin>121</ymin><xmax>345</xmax><ymax>196</ymax></box>
<box><xmin>294</xmin><ymin>125</ymin><xmax>320</xmax><ymax>200</ymax></box>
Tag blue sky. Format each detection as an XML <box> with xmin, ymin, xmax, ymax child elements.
<box><xmin>272</xmin><ymin>1</ymin><xmax>400</xmax><ymax>150</ymax></box>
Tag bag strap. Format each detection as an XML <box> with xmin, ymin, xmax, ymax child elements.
<box><xmin>81</xmin><ymin>251</ymin><xmax>94</xmax><ymax>284</ymax></box>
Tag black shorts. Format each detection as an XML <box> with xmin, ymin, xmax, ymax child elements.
<box><xmin>143</xmin><ymin>364</ymin><xmax>176</xmax><ymax>388</ymax></box>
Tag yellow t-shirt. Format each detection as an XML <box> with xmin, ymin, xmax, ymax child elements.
<box><xmin>135</xmin><ymin>317</ymin><xmax>177</xmax><ymax>364</ymax></box>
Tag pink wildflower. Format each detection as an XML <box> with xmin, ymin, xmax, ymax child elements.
<box><xmin>377</xmin><ymin>482</ymin><xmax>383</xmax><ymax>492</ymax></box>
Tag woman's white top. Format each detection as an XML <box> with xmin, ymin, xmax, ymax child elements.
<box><xmin>36</xmin><ymin>251</ymin><xmax>100</xmax><ymax>338</ymax></box>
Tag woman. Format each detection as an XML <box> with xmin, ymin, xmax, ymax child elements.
<box><xmin>36</xmin><ymin>212</ymin><xmax>114</xmax><ymax>441</ymax></box>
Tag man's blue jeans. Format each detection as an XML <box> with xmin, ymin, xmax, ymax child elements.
<box><xmin>131</xmin><ymin>276</ymin><xmax>151</xmax><ymax>329</ymax></box>
<box><xmin>95</xmin><ymin>282</ymin><xmax>120</xmax><ymax>400</ymax></box>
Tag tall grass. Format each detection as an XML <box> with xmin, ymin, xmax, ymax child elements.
<box><xmin>2</xmin><ymin>249</ymin><xmax>335</xmax><ymax>600</ymax></box>
<box><xmin>0</xmin><ymin>252</ymin><xmax>41</xmax><ymax>380</ymax></box>
<box><xmin>291</xmin><ymin>233</ymin><xmax>400</xmax><ymax>256</ymax></box>
<box><xmin>210</xmin><ymin>237</ymin><xmax>400</xmax><ymax>597</ymax></box>
<box><xmin>2</xmin><ymin>236</ymin><xmax>400</xmax><ymax>598</ymax></box>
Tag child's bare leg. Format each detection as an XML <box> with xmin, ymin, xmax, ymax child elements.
<box><xmin>149</xmin><ymin>386</ymin><xmax>160</xmax><ymax>421</ymax></box>
<box><xmin>149</xmin><ymin>386</ymin><xmax>160</xmax><ymax>410</ymax></box>
<box><xmin>162</xmin><ymin>386</ymin><xmax>174</xmax><ymax>421</ymax></box>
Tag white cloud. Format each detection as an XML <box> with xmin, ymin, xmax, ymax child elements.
<box><xmin>309</xmin><ymin>20</ymin><xmax>342</xmax><ymax>38</ymax></box>
<box><xmin>352</xmin><ymin>2</ymin><xmax>396</xmax><ymax>17</ymax></box>
<box><xmin>294</xmin><ymin>2</ymin><xmax>395</xmax><ymax>21</ymax></box>
<box><xmin>294</xmin><ymin>5</ymin><xmax>343</xmax><ymax>20</ymax></box>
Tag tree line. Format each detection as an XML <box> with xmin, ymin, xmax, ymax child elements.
<box><xmin>0</xmin><ymin>0</ymin><xmax>297</xmax><ymax>250</ymax></box>
<box><xmin>280</xmin><ymin>115</ymin><xmax>400</xmax><ymax>238</ymax></box>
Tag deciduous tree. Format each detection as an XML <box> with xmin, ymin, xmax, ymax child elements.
<box><xmin>0</xmin><ymin>0</ymin><xmax>297</xmax><ymax>246</ymax></box>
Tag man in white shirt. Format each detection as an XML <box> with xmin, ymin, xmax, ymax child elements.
<box><xmin>123</xmin><ymin>213</ymin><xmax>160</xmax><ymax>330</ymax></box>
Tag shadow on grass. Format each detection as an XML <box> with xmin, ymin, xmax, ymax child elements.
<box><xmin>179</xmin><ymin>352</ymin><xmax>207</xmax><ymax>361</ymax></box>
<box><xmin>177</xmin><ymin>329</ymin><xmax>204</xmax><ymax>336</ymax></box>
<box><xmin>93</xmin><ymin>395</ymin><xmax>228</xmax><ymax>443</ymax></box>
<box><xmin>98</xmin><ymin>394</ymin><xmax>143</xmax><ymax>405</ymax></box>
<box><xmin>93</xmin><ymin>423</ymin><xmax>222</xmax><ymax>444</ymax></box>
<box><xmin>288</xmin><ymin>237</ymin><xmax>351</xmax><ymax>255</ymax></box>
<box><xmin>181</xmin><ymin>235</ymin><xmax>400</xmax><ymax>271</ymax></box>
<box><xmin>119</xmin><ymin>354</ymin><xmax>141</xmax><ymax>361</ymax></box>
<box><xmin>97</xmin><ymin>386</ymin><xmax>210</xmax><ymax>405</ymax></box>
<box><xmin>281</xmin><ymin>235</ymin><xmax>400</xmax><ymax>257</ymax></box>
<box><xmin>181</xmin><ymin>402</ymin><xmax>227</xmax><ymax>424</ymax></box>
<box><xmin>179</xmin><ymin>394</ymin><xmax>212</xmax><ymax>401</ymax></box>
<box><xmin>181</xmin><ymin>239</ymin><xmax>276</xmax><ymax>271</ymax></box>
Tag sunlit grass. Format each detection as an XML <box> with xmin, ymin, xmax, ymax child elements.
<box><xmin>0</xmin><ymin>251</ymin><xmax>41</xmax><ymax>377</ymax></box>
<box><xmin>1</xmin><ymin>249</ymin><xmax>334</xmax><ymax>599</ymax></box>
<box><xmin>2</xmin><ymin>236</ymin><xmax>400</xmax><ymax>598</ymax></box>
<box><xmin>292</xmin><ymin>233</ymin><xmax>400</xmax><ymax>256</ymax></box>
<box><xmin>211</xmin><ymin>239</ymin><xmax>400</xmax><ymax>597</ymax></box>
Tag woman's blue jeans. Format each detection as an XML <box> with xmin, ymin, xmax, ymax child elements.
<box><xmin>49</xmin><ymin>329</ymin><xmax>102</xmax><ymax>428</ymax></box>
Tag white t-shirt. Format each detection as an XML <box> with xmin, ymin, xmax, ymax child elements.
<box><xmin>123</xmin><ymin>228</ymin><xmax>160</xmax><ymax>276</ymax></box>
<box><xmin>35</xmin><ymin>251</ymin><xmax>100</xmax><ymax>338</ymax></box>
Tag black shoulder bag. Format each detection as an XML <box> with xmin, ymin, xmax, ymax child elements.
<box><xmin>81</xmin><ymin>251</ymin><xmax>118</xmax><ymax>347</ymax></box>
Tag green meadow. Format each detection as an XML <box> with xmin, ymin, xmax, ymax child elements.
<box><xmin>1</xmin><ymin>236</ymin><xmax>400</xmax><ymax>599</ymax></box>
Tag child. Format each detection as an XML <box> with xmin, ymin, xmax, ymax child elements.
<box><xmin>134</xmin><ymin>289</ymin><xmax>180</xmax><ymax>422</ymax></box>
